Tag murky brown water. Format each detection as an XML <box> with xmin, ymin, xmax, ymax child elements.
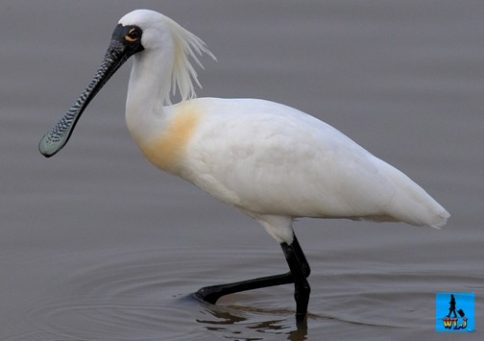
<box><xmin>1</xmin><ymin>1</ymin><xmax>483</xmax><ymax>340</ymax></box>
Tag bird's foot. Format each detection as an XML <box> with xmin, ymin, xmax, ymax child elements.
<box><xmin>194</xmin><ymin>285</ymin><xmax>225</xmax><ymax>304</ymax></box>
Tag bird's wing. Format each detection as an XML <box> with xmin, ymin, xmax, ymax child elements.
<box><xmin>183</xmin><ymin>98</ymin><xmax>397</xmax><ymax>219</ymax></box>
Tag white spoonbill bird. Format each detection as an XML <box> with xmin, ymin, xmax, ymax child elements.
<box><xmin>39</xmin><ymin>9</ymin><xmax>450</xmax><ymax>322</ymax></box>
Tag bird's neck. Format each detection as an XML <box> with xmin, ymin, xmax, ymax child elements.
<box><xmin>125</xmin><ymin>49</ymin><xmax>174</xmax><ymax>143</ymax></box>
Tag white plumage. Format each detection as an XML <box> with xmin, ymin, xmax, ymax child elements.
<box><xmin>120</xmin><ymin>10</ymin><xmax>449</xmax><ymax>244</ymax></box>
<box><xmin>39</xmin><ymin>8</ymin><xmax>450</xmax><ymax>320</ymax></box>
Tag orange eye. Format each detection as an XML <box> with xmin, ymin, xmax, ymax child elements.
<box><xmin>125</xmin><ymin>28</ymin><xmax>141</xmax><ymax>42</ymax></box>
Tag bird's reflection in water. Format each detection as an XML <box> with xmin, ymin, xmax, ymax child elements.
<box><xmin>196</xmin><ymin>304</ymin><xmax>309</xmax><ymax>341</ymax></box>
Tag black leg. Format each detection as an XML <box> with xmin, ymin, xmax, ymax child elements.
<box><xmin>194</xmin><ymin>234</ymin><xmax>311</xmax><ymax>321</ymax></box>
<box><xmin>281</xmin><ymin>236</ymin><xmax>311</xmax><ymax>322</ymax></box>
<box><xmin>195</xmin><ymin>271</ymin><xmax>293</xmax><ymax>303</ymax></box>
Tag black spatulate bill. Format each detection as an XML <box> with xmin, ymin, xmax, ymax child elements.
<box><xmin>38</xmin><ymin>24</ymin><xmax>143</xmax><ymax>157</ymax></box>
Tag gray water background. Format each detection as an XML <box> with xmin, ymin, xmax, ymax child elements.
<box><xmin>1</xmin><ymin>0</ymin><xmax>483</xmax><ymax>340</ymax></box>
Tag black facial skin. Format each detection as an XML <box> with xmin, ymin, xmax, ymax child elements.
<box><xmin>112</xmin><ymin>24</ymin><xmax>144</xmax><ymax>55</ymax></box>
<box><xmin>38</xmin><ymin>24</ymin><xmax>144</xmax><ymax>157</ymax></box>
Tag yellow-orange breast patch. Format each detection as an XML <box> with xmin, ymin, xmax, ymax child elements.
<box><xmin>140</xmin><ymin>105</ymin><xmax>200</xmax><ymax>173</ymax></box>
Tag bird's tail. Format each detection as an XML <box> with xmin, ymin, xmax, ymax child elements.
<box><xmin>380</xmin><ymin>160</ymin><xmax>450</xmax><ymax>228</ymax></box>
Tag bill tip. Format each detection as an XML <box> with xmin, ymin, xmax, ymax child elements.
<box><xmin>38</xmin><ymin>134</ymin><xmax>60</xmax><ymax>158</ymax></box>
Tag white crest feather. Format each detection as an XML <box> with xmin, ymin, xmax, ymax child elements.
<box><xmin>163</xmin><ymin>17</ymin><xmax>216</xmax><ymax>105</ymax></box>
